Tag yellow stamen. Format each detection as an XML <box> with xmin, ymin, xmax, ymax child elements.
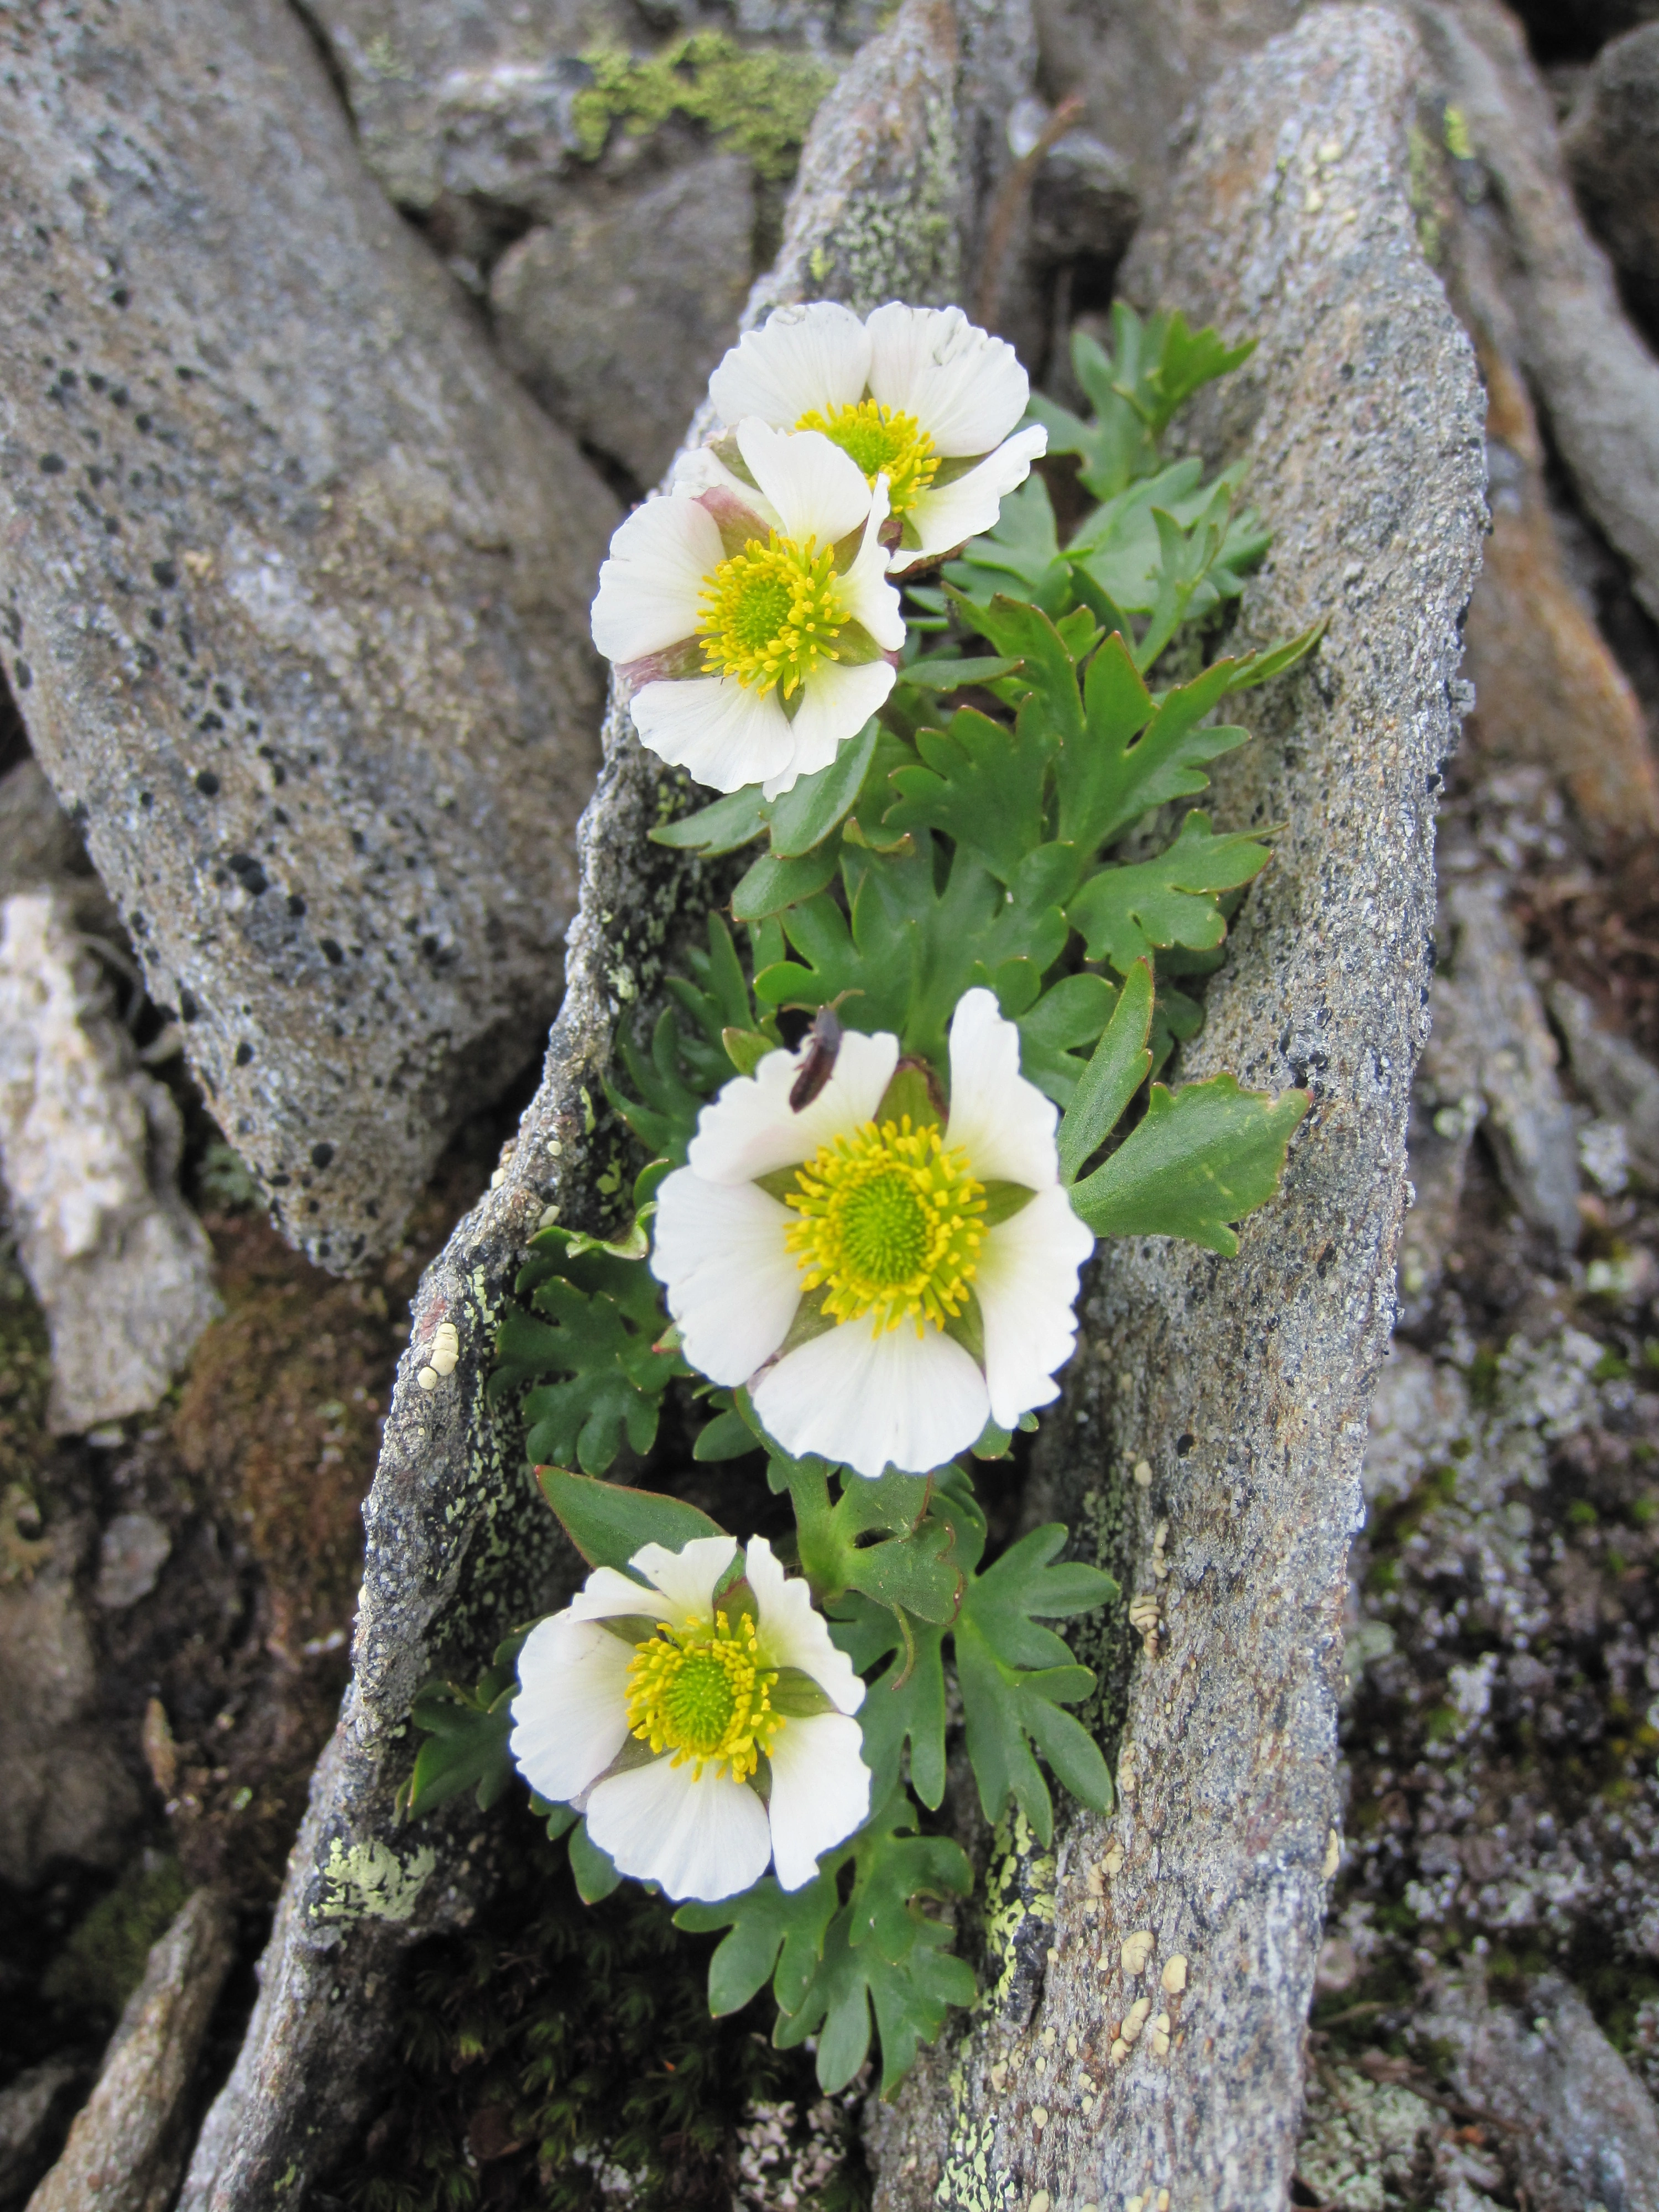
<box><xmin>698</xmin><ymin>533</ymin><xmax>848</xmax><ymax>697</ymax></box>
<box><xmin>785</xmin><ymin>1115</ymin><xmax>985</xmax><ymax>1337</ymax></box>
<box><xmin>796</xmin><ymin>398</ymin><xmax>940</xmax><ymax>517</ymax></box>
<box><xmin>624</xmin><ymin>1608</ymin><xmax>781</xmax><ymax>1783</ymax></box>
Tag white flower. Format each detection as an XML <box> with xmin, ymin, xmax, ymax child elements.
<box><xmin>706</xmin><ymin>301</ymin><xmax>1048</xmax><ymax>574</ymax></box>
<box><xmin>650</xmin><ymin>988</ymin><xmax>1094</xmax><ymax>1480</ymax></box>
<box><xmin>589</xmin><ymin>419</ymin><xmax>904</xmax><ymax>798</ymax></box>
<box><xmin>510</xmin><ymin>1532</ymin><xmax>869</xmax><ymax>1904</ymax></box>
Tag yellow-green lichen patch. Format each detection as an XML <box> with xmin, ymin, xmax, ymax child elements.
<box><xmin>807</xmin><ymin>92</ymin><xmax>959</xmax><ymax>314</ymax></box>
<box><xmin>313</xmin><ymin>1835</ymin><xmax>437</xmax><ymax>1924</ymax></box>
<box><xmin>981</xmin><ymin>1807</ymin><xmax>1056</xmax><ymax>2014</ymax></box>
<box><xmin>572</xmin><ymin>35</ymin><xmax>837</xmax><ymax>181</ymax></box>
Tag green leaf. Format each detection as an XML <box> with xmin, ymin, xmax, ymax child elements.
<box><xmin>776</xmin><ymin>1878</ymin><xmax>975</xmax><ymax>2093</ymax></box>
<box><xmin>488</xmin><ymin>1231</ymin><xmax>686</xmax><ymax>1475</ymax></box>
<box><xmin>1069</xmin><ymin>1071</ymin><xmax>1310</xmax><ymax>1254</ymax></box>
<box><xmin>731</xmin><ymin>838</ymin><xmax>843</xmax><ymax>922</ymax></box>
<box><xmin>1057</xmin><ymin>957</ymin><xmax>1154</xmax><ymax>1179</ymax></box>
<box><xmin>608</xmin><ymin>1004</ymin><xmax>707</xmax><ymax>1162</ymax></box>
<box><xmin>892</xmin><ymin>654</ymin><xmax>1024</xmax><ymax>692</ymax></box>
<box><xmin>569</xmin><ymin>1819</ymin><xmax>623</xmax><ymax>1903</ymax></box>
<box><xmin>693</xmin><ymin>1404</ymin><xmax>758</xmax><ymax>1462</ymax></box>
<box><xmin>1014</xmin><ymin>971</ymin><xmax>1121</xmax><ymax>1106</ymax></box>
<box><xmin>832</xmin><ymin>1597</ymin><xmax>950</xmax><ymax>1809</ymax></box>
<box><xmin>1220</xmin><ymin>620</ymin><xmax>1327</xmax><ymax>693</ymax></box>
<box><xmin>783</xmin><ymin>1462</ymin><xmax>966</xmax><ymax>1626</ymax></box>
<box><xmin>955</xmin><ymin>1524</ymin><xmax>1116</xmax><ymax>1844</ymax></box>
<box><xmin>402</xmin><ymin>1627</ymin><xmax>533</xmax><ymax>1819</ymax></box>
<box><xmin>536</xmin><ymin>1467</ymin><xmax>724</xmax><ymax>1571</ymax></box>
<box><xmin>768</xmin><ymin>717</ymin><xmax>880</xmax><ymax>856</ymax></box>
<box><xmin>952</xmin><ymin>594</ymin><xmax>1086</xmax><ymax>744</ymax></box>
<box><xmin>1065</xmin><ymin>808</ymin><xmax>1271</xmax><ymax>975</ymax></box>
<box><xmin>649</xmin><ymin>782</ymin><xmax>771</xmax><ymax>855</ymax></box>
<box><xmin>676</xmin><ymin>1868</ymin><xmax>841</xmax><ymax>2016</ymax></box>
<box><xmin>884</xmin><ymin>705</ymin><xmax>1057</xmax><ymax>883</ymax></box>
<box><xmin>1060</xmin><ymin>636</ymin><xmax>1254</xmax><ymax>852</ymax></box>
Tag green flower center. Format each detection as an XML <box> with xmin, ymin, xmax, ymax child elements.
<box><xmin>625</xmin><ymin>1608</ymin><xmax>780</xmax><ymax>1781</ymax></box>
<box><xmin>699</xmin><ymin>534</ymin><xmax>849</xmax><ymax>698</ymax></box>
<box><xmin>797</xmin><ymin>399</ymin><xmax>940</xmax><ymax>517</ymax></box>
<box><xmin>785</xmin><ymin>1116</ymin><xmax>985</xmax><ymax>1334</ymax></box>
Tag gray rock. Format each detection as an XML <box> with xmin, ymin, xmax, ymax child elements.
<box><xmin>1428</xmin><ymin>867</ymin><xmax>1582</xmax><ymax>1256</ymax></box>
<box><xmin>1424</xmin><ymin>1969</ymin><xmax>1659</xmax><ymax>2212</ymax></box>
<box><xmin>1412</xmin><ymin>0</ymin><xmax>1659</xmax><ymax>628</ymax></box>
<box><xmin>93</xmin><ymin>1512</ymin><xmax>172</xmax><ymax>1610</ymax></box>
<box><xmin>0</xmin><ymin>0</ymin><xmax>618</xmax><ymax>1274</ymax></box>
<box><xmin>1550</xmin><ymin>975</ymin><xmax>1659</xmax><ymax>1182</ymax></box>
<box><xmin>0</xmin><ymin>892</ymin><xmax>218</xmax><ymax>1434</ymax></box>
<box><xmin>1027</xmin><ymin>127</ymin><xmax>1140</xmax><ymax>273</ymax></box>
<box><xmin>1564</xmin><ymin>23</ymin><xmax>1659</xmax><ymax>342</ymax></box>
<box><xmin>492</xmin><ymin>152</ymin><xmax>757</xmax><ymax>487</ymax></box>
<box><xmin>27</xmin><ymin>1887</ymin><xmax>235</xmax><ymax>2212</ymax></box>
<box><xmin>0</xmin><ymin>1513</ymin><xmax>143</xmax><ymax>1885</ymax></box>
<box><xmin>0</xmin><ymin>761</ymin><xmax>95</xmax><ymax>900</ymax></box>
<box><xmin>176</xmin><ymin>5</ymin><xmax>1020</xmax><ymax>2203</ymax></box>
<box><xmin>870</xmin><ymin>8</ymin><xmax>1486</xmax><ymax>2207</ymax></box>
<box><xmin>0</xmin><ymin>2061</ymin><xmax>82</xmax><ymax>2205</ymax></box>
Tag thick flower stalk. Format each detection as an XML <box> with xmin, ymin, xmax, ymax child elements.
<box><xmin>510</xmin><ymin>1533</ymin><xmax>869</xmax><ymax>1903</ymax></box>
<box><xmin>705</xmin><ymin>301</ymin><xmax>1047</xmax><ymax>574</ymax></box>
<box><xmin>650</xmin><ymin>989</ymin><xmax>1095</xmax><ymax>1479</ymax></box>
<box><xmin>590</xmin><ymin>418</ymin><xmax>904</xmax><ymax>797</ymax></box>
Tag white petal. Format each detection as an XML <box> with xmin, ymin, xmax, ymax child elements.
<box><xmin>709</xmin><ymin>302</ymin><xmax>872</xmax><ymax>430</ymax></box>
<box><xmin>754</xmin><ymin>1312</ymin><xmax>989</xmax><ymax>1479</ymax></box>
<box><xmin>890</xmin><ymin>425</ymin><xmax>1049</xmax><ymax>571</ymax></box>
<box><xmin>686</xmin><ymin>1029</ymin><xmax>900</xmax><ymax>1186</ymax></box>
<box><xmin>591</xmin><ymin>494</ymin><xmax>722</xmax><ymax>663</ymax></box>
<box><xmin>650</xmin><ymin>1172</ymin><xmax>801</xmax><ymax>1386</ymax></box>
<box><xmin>737</xmin><ymin>420</ymin><xmax>872</xmax><ymax>548</ymax></box>
<box><xmin>566</xmin><ymin>1565</ymin><xmax>663</xmax><ymax>1624</ymax></box>
<box><xmin>632</xmin><ymin>1533</ymin><xmax>741</xmax><ymax>1624</ymax></box>
<box><xmin>944</xmin><ymin>986</ymin><xmax>1061</xmax><ymax>1187</ymax></box>
<box><xmin>509</xmin><ymin>1612</ymin><xmax>633</xmax><ymax>1804</ymax></box>
<box><xmin>745</xmin><ymin>1535</ymin><xmax>863</xmax><ymax>1713</ymax></box>
<box><xmin>769</xmin><ymin>660</ymin><xmax>896</xmax><ymax>796</ymax></box>
<box><xmin>974</xmin><ymin>1185</ymin><xmax>1095</xmax><ymax>1430</ymax></box>
<box><xmin>629</xmin><ymin>676</ymin><xmax>796</xmax><ymax>795</ymax></box>
<box><xmin>766</xmin><ymin>1712</ymin><xmax>872</xmax><ymax>1890</ymax></box>
<box><xmin>865</xmin><ymin>303</ymin><xmax>1030</xmax><ymax>455</ymax></box>
<box><xmin>839</xmin><ymin>478</ymin><xmax>907</xmax><ymax>650</ymax></box>
<box><xmin>586</xmin><ymin>1755</ymin><xmax>772</xmax><ymax>1902</ymax></box>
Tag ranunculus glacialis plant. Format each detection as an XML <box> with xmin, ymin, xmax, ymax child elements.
<box><xmin>590</xmin><ymin>418</ymin><xmax>904</xmax><ymax>797</ymax></box>
<box><xmin>707</xmin><ymin>300</ymin><xmax>1047</xmax><ymax>573</ymax></box>
<box><xmin>510</xmin><ymin>1533</ymin><xmax>869</xmax><ymax>1903</ymax></box>
<box><xmin>650</xmin><ymin>988</ymin><xmax>1095</xmax><ymax>1479</ymax></box>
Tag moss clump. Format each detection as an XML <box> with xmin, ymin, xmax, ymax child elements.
<box><xmin>329</xmin><ymin>1802</ymin><xmax>859</xmax><ymax>2212</ymax></box>
<box><xmin>572</xmin><ymin>34</ymin><xmax>836</xmax><ymax>181</ymax></box>
<box><xmin>0</xmin><ymin>1242</ymin><xmax>56</xmax><ymax>1559</ymax></box>
<box><xmin>41</xmin><ymin>1851</ymin><xmax>189</xmax><ymax>2025</ymax></box>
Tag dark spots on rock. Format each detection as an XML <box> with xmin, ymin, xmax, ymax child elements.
<box><xmin>1426</xmin><ymin>769</ymin><xmax>1442</xmax><ymax>792</ymax></box>
<box><xmin>213</xmin><ymin>682</ymin><xmax>233</xmax><ymax>710</ymax></box>
<box><xmin>110</xmin><ymin>286</ymin><xmax>130</xmax><ymax>308</ymax></box>
<box><xmin>129</xmin><ymin>912</ymin><xmax>146</xmax><ymax>936</ymax></box>
<box><xmin>109</xmin><ymin>386</ymin><xmax>128</xmax><ymax>408</ymax></box>
<box><xmin>305</xmin><ymin>1200</ymin><xmax>320</xmax><ymax>1216</ymax></box>
<box><xmin>148</xmin><ymin>607</ymin><xmax>165</xmax><ymax>631</ymax></box>
<box><xmin>198</xmin><ymin>711</ymin><xmax>224</xmax><ymax>733</ymax></box>
<box><xmin>1</xmin><ymin>609</ymin><xmax>19</xmax><ymax>647</ymax></box>
<box><xmin>150</xmin><ymin>559</ymin><xmax>177</xmax><ymax>587</ymax></box>
<box><xmin>139</xmin><ymin>790</ymin><xmax>153</xmax><ymax>810</ymax></box>
<box><xmin>234</xmin><ymin>1041</ymin><xmax>254</xmax><ymax>1067</ymax></box>
<box><xmin>134</xmin><ymin>413</ymin><xmax>152</xmax><ymax>433</ymax></box>
<box><xmin>1315</xmin><ymin>1242</ymin><xmax>1336</xmax><ymax>1276</ymax></box>
<box><xmin>348</xmin><ymin>1234</ymin><xmax>365</xmax><ymax>1260</ymax></box>
<box><xmin>272</xmin><ymin>806</ymin><xmax>289</xmax><ymax>827</ymax></box>
<box><xmin>287</xmin><ymin>893</ymin><xmax>306</xmax><ymax>919</ymax></box>
<box><xmin>320</xmin><ymin>938</ymin><xmax>344</xmax><ymax>966</ymax></box>
<box><xmin>55</xmin><ymin>369</ymin><xmax>77</xmax><ymax>392</ymax></box>
<box><xmin>268</xmin><ymin>1171</ymin><xmax>290</xmax><ymax>1188</ymax></box>
<box><xmin>227</xmin><ymin>853</ymin><xmax>269</xmax><ymax>896</ymax></box>
<box><xmin>1177</xmin><ymin>1432</ymin><xmax>1195</xmax><ymax>1456</ymax></box>
<box><xmin>311</xmin><ymin>1142</ymin><xmax>335</xmax><ymax>1170</ymax></box>
<box><xmin>135</xmin><ymin>640</ymin><xmax>157</xmax><ymax>671</ymax></box>
<box><xmin>13</xmin><ymin>659</ymin><xmax>31</xmax><ymax>692</ymax></box>
<box><xmin>363</xmin><ymin>1199</ymin><xmax>379</xmax><ymax>1221</ymax></box>
<box><xmin>102</xmin><ymin>515</ymin><xmax>120</xmax><ymax>535</ymax></box>
<box><xmin>349</xmin><ymin>829</ymin><xmax>365</xmax><ymax>853</ymax></box>
<box><xmin>38</xmin><ymin>452</ymin><xmax>65</xmax><ymax>473</ymax></box>
<box><xmin>180</xmin><ymin>990</ymin><xmax>200</xmax><ymax>1021</ymax></box>
<box><xmin>195</xmin><ymin>769</ymin><xmax>220</xmax><ymax>796</ymax></box>
<box><xmin>175</xmin><ymin>364</ymin><xmax>195</xmax><ymax>380</ymax></box>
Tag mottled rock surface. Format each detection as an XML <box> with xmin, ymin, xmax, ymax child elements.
<box><xmin>870</xmin><ymin>10</ymin><xmax>1485</xmax><ymax>2208</ymax></box>
<box><xmin>0</xmin><ymin>892</ymin><xmax>218</xmax><ymax>1433</ymax></box>
<box><xmin>27</xmin><ymin>1887</ymin><xmax>233</xmax><ymax>2212</ymax></box>
<box><xmin>176</xmin><ymin>4</ymin><xmax>1030</xmax><ymax>2203</ymax></box>
<box><xmin>492</xmin><ymin>150</ymin><xmax>756</xmax><ymax>486</ymax></box>
<box><xmin>1551</xmin><ymin>975</ymin><xmax>1659</xmax><ymax>1181</ymax></box>
<box><xmin>0</xmin><ymin>0</ymin><xmax>618</xmax><ymax>1273</ymax></box>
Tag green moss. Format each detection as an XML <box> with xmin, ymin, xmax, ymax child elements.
<box><xmin>572</xmin><ymin>34</ymin><xmax>836</xmax><ymax>181</ymax></box>
<box><xmin>42</xmin><ymin>1853</ymin><xmax>190</xmax><ymax>2023</ymax></box>
<box><xmin>328</xmin><ymin>1802</ymin><xmax>849</xmax><ymax>2212</ymax></box>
